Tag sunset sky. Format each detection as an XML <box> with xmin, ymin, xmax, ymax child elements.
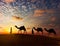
<box><xmin>0</xmin><ymin>0</ymin><xmax>60</xmax><ymax>37</ymax></box>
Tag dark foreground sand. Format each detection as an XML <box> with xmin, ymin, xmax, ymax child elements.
<box><xmin>0</xmin><ymin>34</ymin><xmax>60</xmax><ymax>46</ymax></box>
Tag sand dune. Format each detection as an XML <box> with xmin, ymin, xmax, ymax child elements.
<box><xmin>0</xmin><ymin>34</ymin><xmax>60</xmax><ymax>46</ymax></box>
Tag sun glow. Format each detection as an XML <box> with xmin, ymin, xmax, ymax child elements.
<box><xmin>3</xmin><ymin>25</ymin><xmax>18</xmax><ymax>34</ymax></box>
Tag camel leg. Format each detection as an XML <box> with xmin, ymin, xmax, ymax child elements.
<box><xmin>37</xmin><ymin>32</ymin><xmax>39</xmax><ymax>35</ymax></box>
<box><xmin>42</xmin><ymin>31</ymin><xmax>43</xmax><ymax>36</ymax></box>
<box><xmin>21</xmin><ymin>31</ymin><xmax>22</xmax><ymax>34</ymax></box>
<box><xmin>24</xmin><ymin>31</ymin><xmax>25</xmax><ymax>34</ymax></box>
<box><xmin>48</xmin><ymin>33</ymin><xmax>50</xmax><ymax>37</ymax></box>
<box><xmin>23</xmin><ymin>31</ymin><xmax>26</xmax><ymax>34</ymax></box>
<box><xmin>25</xmin><ymin>31</ymin><xmax>27</xmax><ymax>34</ymax></box>
<box><xmin>18</xmin><ymin>31</ymin><xmax>19</xmax><ymax>34</ymax></box>
<box><xmin>53</xmin><ymin>33</ymin><xmax>56</xmax><ymax>37</ymax></box>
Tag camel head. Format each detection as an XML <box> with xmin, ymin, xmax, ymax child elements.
<box><xmin>15</xmin><ymin>25</ymin><xmax>18</xmax><ymax>28</ymax></box>
<box><xmin>33</xmin><ymin>27</ymin><xmax>35</xmax><ymax>29</ymax></box>
<box><xmin>44</xmin><ymin>28</ymin><xmax>48</xmax><ymax>32</ymax></box>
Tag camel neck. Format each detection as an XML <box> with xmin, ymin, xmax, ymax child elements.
<box><xmin>33</xmin><ymin>27</ymin><xmax>37</xmax><ymax>30</ymax></box>
<box><xmin>45</xmin><ymin>29</ymin><xmax>48</xmax><ymax>32</ymax></box>
<box><xmin>16</xmin><ymin>26</ymin><xmax>19</xmax><ymax>29</ymax></box>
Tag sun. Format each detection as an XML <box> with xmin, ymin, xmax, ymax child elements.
<box><xmin>3</xmin><ymin>24</ymin><xmax>18</xmax><ymax>34</ymax></box>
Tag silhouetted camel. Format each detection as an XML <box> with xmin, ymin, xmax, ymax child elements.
<box><xmin>32</xmin><ymin>27</ymin><xmax>43</xmax><ymax>35</ymax></box>
<box><xmin>10</xmin><ymin>27</ymin><xmax>12</xmax><ymax>34</ymax></box>
<box><xmin>15</xmin><ymin>25</ymin><xmax>26</xmax><ymax>34</ymax></box>
<box><xmin>44</xmin><ymin>28</ymin><xmax>56</xmax><ymax>35</ymax></box>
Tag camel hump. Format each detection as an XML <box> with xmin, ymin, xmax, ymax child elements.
<box><xmin>37</xmin><ymin>28</ymin><xmax>43</xmax><ymax>30</ymax></box>
<box><xmin>49</xmin><ymin>29</ymin><xmax>56</xmax><ymax>35</ymax></box>
<box><xmin>38</xmin><ymin>28</ymin><xmax>42</xmax><ymax>29</ymax></box>
<box><xmin>21</xmin><ymin>26</ymin><xmax>25</xmax><ymax>27</ymax></box>
<box><xmin>19</xmin><ymin>26</ymin><xmax>25</xmax><ymax>29</ymax></box>
<box><xmin>20</xmin><ymin>26</ymin><xmax>26</xmax><ymax>31</ymax></box>
<box><xmin>50</xmin><ymin>29</ymin><xmax>54</xmax><ymax>30</ymax></box>
<box><xmin>50</xmin><ymin>29</ymin><xmax>55</xmax><ymax>31</ymax></box>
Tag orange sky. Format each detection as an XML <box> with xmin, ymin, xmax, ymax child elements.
<box><xmin>4</xmin><ymin>0</ymin><xmax>15</xmax><ymax>3</ymax></box>
<box><xmin>0</xmin><ymin>0</ymin><xmax>60</xmax><ymax>38</ymax></box>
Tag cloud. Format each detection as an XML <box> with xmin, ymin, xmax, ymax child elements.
<box><xmin>0</xmin><ymin>27</ymin><xmax>3</xmax><ymax>28</ymax></box>
<box><xmin>33</xmin><ymin>10</ymin><xmax>45</xmax><ymax>17</ymax></box>
<box><xmin>0</xmin><ymin>12</ymin><xmax>3</xmax><ymax>17</ymax></box>
<box><xmin>33</xmin><ymin>9</ymin><xmax>58</xmax><ymax>17</ymax></box>
<box><xmin>12</xmin><ymin>16</ymin><xmax>23</xmax><ymax>21</ymax></box>
<box><xmin>51</xmin><ymin>17</ymin><xmax>56</xmax><ymax>22</ymax></box>
<box><xmin>48</xmin><ymin>23</ymin><xmax>56</xmax><ymax>27</ymax></box>
<box><xmin>3</xmin><ymin>0</ymin><xmax>15</xmax><ymax>3</ymax></box>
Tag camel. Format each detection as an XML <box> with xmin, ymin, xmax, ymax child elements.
<box><xmin>15</xmin><ymin>25</ymin><xmax>26</xmax><ymax>34</ymax></box>
<box><xmin>32</xmin><ymin>27</ymin><xmax>43</xmax><ymax>35</ymax></box>
<box><xmin>44</xmin><ymin>28</ymin><xmax>56</xmax><ymax>35</ymax></box>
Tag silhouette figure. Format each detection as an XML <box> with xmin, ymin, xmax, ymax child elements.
<box><xmin>32</xmin><ymin>27</ymin><xmax>43</xmax><ymax>35</ymax></box>
<box><xmin>15</xmin><ymin>25</ymin><xmax>26</xmax><ymax>34</ymax></box>
<box><xmin>32</xmin><ymin>28</ymin><xmax>34</xmax><ymax>34</ymax></box>
<box><xmin>44</xmin><ymin>28</ymin><xmax>56</xmax><ymax>35</ymax></box>
<box><xmin>10</xmin><ymin>27</ymin><xmax>12</xmax><ymax>34</ymax></box>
